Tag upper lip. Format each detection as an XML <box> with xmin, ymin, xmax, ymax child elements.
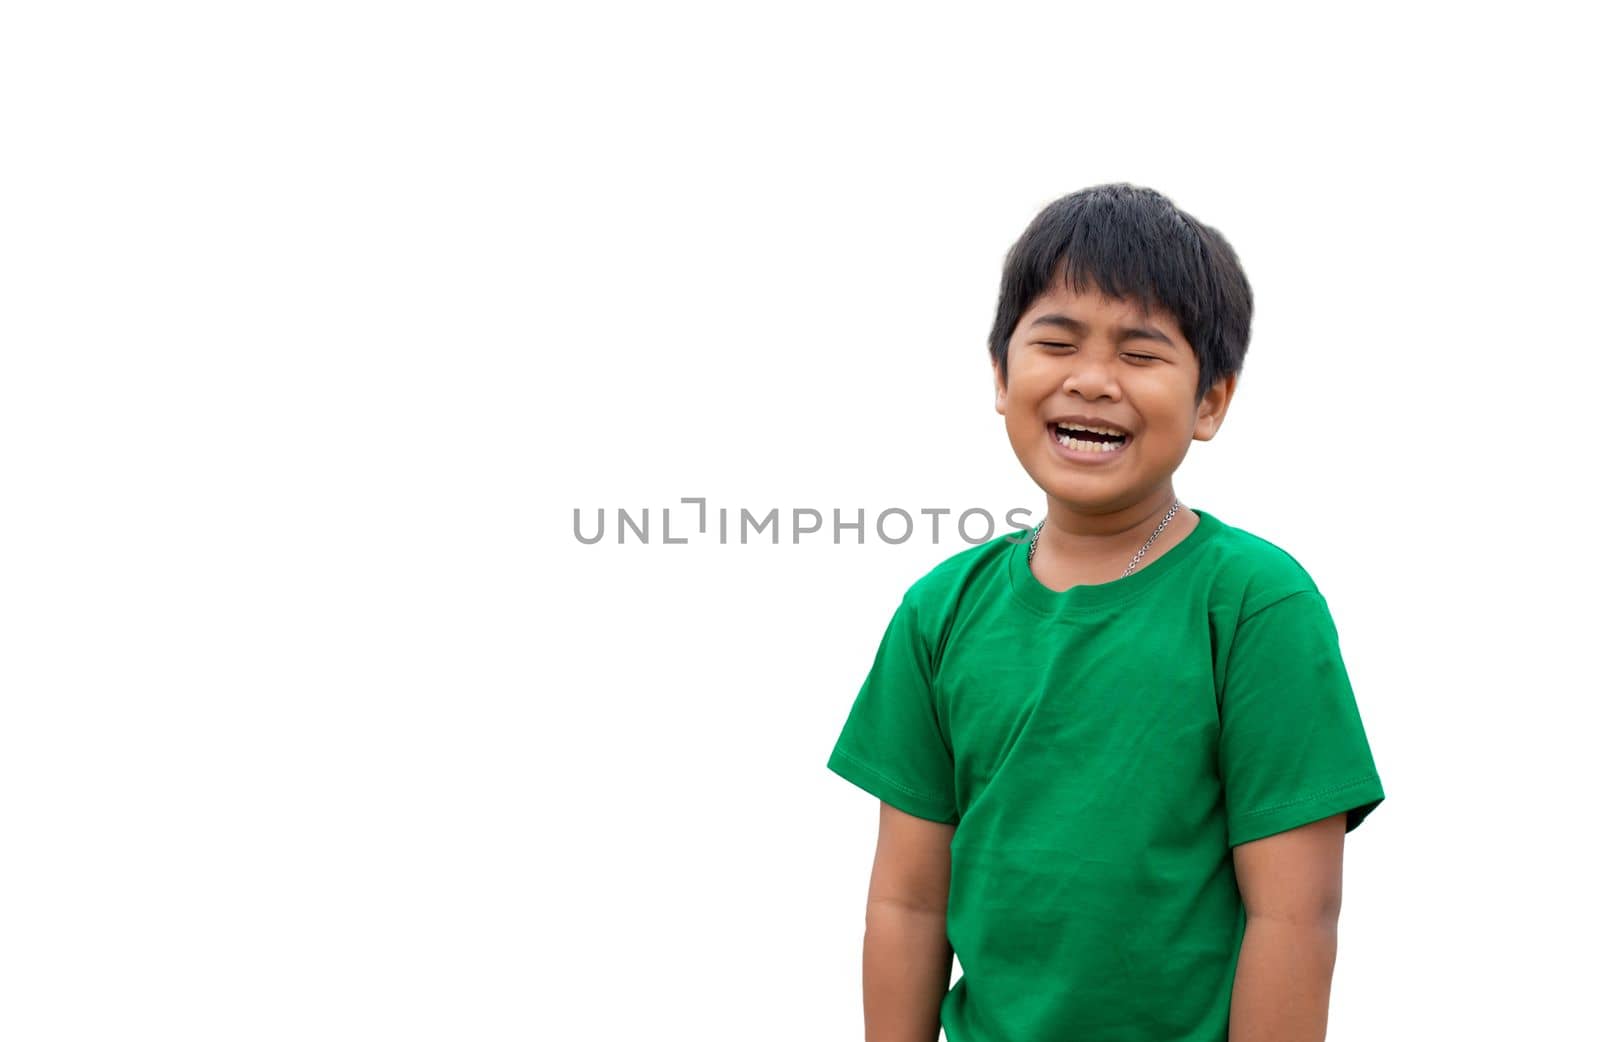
<box><xmin>1047</xmin><ymin>414</ymin><xmax>1134</xmax><ymax>436</ymax></box>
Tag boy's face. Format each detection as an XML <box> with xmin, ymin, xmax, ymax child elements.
<box><xmin>993</xmin><ymin>276</ymin><xmax>1236</xmax><ymax>517</ymax></box>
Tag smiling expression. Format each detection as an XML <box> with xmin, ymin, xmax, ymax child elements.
<box><xmin>994</xmin><ymin>274</ymin><xmax>1236</xmax><ymax>516</ymax></box>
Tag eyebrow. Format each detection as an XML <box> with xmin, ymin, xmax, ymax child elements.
<box><xmin>1027</xmin><ymin>314</ymin><xmax>1176</xmax><ymax>347</ymax></box>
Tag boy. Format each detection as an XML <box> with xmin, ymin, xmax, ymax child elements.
<box><xmin>825</xmin><ymin>183</ymin><xmax>1385</xmax><ymax>1042</ymax></box>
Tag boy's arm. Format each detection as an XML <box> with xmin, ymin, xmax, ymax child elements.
<box><xmin>1228</xmin><ymin>812</ymin><xmax>1346</xmax><ymax>1042</ymax></box>
<box><xmin>861</xmin><ymin>801</ymin><xmax>955</xmax><ymax>1042</ymax></box>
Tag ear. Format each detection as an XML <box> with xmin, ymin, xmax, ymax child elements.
<box><xmin>1192</xmin><ymin>372</ymin><xmax>1239</xmax><ymax>441</ymax></box>
<box><xmin>992</xmin><ymin>358</ymin><xmax>1008</xmax><ymax>416</ymax></box>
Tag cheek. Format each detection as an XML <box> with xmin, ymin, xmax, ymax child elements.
<box><xmin>1131</xmin><ymin>381</ymin><xmax>1192</xmax><ymax>418</ymax></box>
<box><xmin>1006</xmin><ymin>413</ymin><xmax>1042</xmax><ymax>447</ymax></box>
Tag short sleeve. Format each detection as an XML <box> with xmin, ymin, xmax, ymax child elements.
<box><xmin>826</xmin><ymin>594</ymin><xmax>959</xmax><ymax>824</ymax></box>
<box><xmin>1219</xmin><ymin>590</ymin><xmax>1385</xmax><ymax>848</ymax></box>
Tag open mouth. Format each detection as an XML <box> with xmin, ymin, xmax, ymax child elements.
<box><xmin>1050</xmin><ymin>422</ymin><xmax>1131</xmax><ymax>454</ymax></box>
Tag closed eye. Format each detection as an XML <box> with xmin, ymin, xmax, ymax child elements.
<box><xmin>1039</xmin><ymin>343</ymin><xmax>1160</xmax><ymax>363</ymax></box>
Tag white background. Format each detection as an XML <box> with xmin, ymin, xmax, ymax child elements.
<box><xmin>2</xmin><ymin>2</ymin><xmax>1594</xmax><ymax>1039</ymax></box>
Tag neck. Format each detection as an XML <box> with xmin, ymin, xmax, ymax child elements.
<box><xmin>1038</xmin><ymin>489</ymin><xmax>1183</xmax><ymax>562</ymax></box>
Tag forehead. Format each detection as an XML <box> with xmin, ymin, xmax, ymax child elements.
<box><xmin>1017</xmin><ymin>278</ymin><xmax>1181</xmax><ymax>334</ymax></box>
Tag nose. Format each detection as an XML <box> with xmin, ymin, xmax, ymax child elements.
<box><xmin>1060</xmin><ymin>351</ymin><xmax>1121</xmax><ymax>401</ymax></box>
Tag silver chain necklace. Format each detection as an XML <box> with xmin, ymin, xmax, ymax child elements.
<box><xmin>1027</xmin><ymin>499</ymin><xmax>1184</xmax><ymax>579</ymax></box>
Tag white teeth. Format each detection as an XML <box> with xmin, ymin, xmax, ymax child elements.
<box><xmin>1054</xmin><ymin>423</ymin><xmax>1125</xmax><ymax>437</ymax></box>
<box><xmin>1056</xmin><ymin>422</ymin><xmax>1132</xmax><ymax>457</ymax></box>
<box><xmin>1054</xmin><ymin>429</ymin><xmax>1124</xmax><ymax>453</ymax></box>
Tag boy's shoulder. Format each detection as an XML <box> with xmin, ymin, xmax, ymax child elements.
<box><xmin>915</xmin><ymin>528</ymin><xmax>1023</xmax><ymax>579</ymax></box>
<box><xmin>898</xmin><ymin>530</ymin><xmax>1021</xmax><ymax>608</ymax></box>
<box><xmin>1198</xmin><ymin>510</ymin><xmax>1328</xmax><ymax>615</ymax></box>
<box><xmin>908</xmin><ymin>531</ymin><xmax>1017</xmax><ymax>585</ymax></box>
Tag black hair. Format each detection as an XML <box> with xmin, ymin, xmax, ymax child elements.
<box><xmin>987</xmin><ymin>183</ymin><xmax>1253</xmax><ymax>406</ymax></box>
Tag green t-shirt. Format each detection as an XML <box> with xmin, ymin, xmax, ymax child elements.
<box><xmin>826</xmin><ymin>507</ymin><xmax>1385</xmax><ymax>1042</ymax></box>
